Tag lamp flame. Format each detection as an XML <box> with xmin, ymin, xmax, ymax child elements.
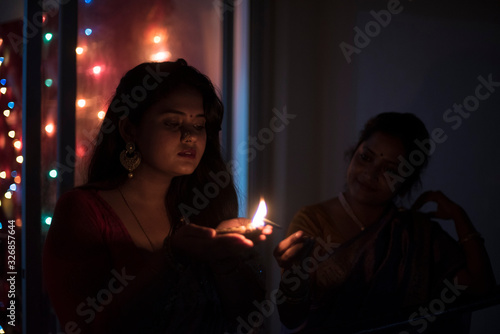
<box><xmin>251</xmin><ymin>199</ymin><xmax>267</xmax><ymax>228</ymax></box>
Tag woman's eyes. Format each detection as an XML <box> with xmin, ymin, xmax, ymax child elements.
<box><xmin>164</xmin><ymin>120</ymin><xmax>181</xmax><ymax>129</ymax></box>
<box><xmin>163</xmin><ymin>120</ymin><xmax>205</xmax><ymax>131</ymax></box>
<box><xmin>359</xmin><ymin>153</ymin><xmax>371</xmax><ymax>161</ymax></box>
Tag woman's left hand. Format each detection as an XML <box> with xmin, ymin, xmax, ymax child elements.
<box><xmin>411</xmin><ymin>190</ymin><xmax>466</xmax><ymax>221</ymax></box>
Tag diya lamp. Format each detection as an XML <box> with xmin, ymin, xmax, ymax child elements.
<box><xmin>216</xmin><ymin>199</ymin><xmax>277</xmax><ymax>238</ymax></box>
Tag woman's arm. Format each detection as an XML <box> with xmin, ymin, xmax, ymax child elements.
<box><xmin>412</xmin><ymin>190</ymin><xmax>496</xmax><ymax>296</ymax></box>
<box><xmin>274</xmin><ymin>209</ymin><xmax>318</xmax><ymax>331</ymax></box>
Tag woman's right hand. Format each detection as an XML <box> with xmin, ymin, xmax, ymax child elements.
<box><xmin>169</xmin><ymin>223</ymin><xmax>254</xmax><ymax>262</ymax></box>
<box><xmin>274</xmin><ymin>231</ymin><xmax>315</xmax><ymax>270</ymax></box>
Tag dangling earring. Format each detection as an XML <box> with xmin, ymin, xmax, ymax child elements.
<box><xmin>120</xmin><ymin>142</ymin><xmax>141</xmax><ymax>178</ymax></box>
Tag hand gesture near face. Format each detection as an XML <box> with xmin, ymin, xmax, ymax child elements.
<box><xmin>411</xmin><ymin>190</ymin><xmax>467</xmax><ymax>221</ymax></box>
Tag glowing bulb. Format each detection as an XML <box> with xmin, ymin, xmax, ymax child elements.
<box><xmin>76</xmin><ymin>47</ymin><xmax>84</xmax><ymax>55</ymax></box>
<box><xmin>45</xmin><ymin>79</ymin><xmax>53</xmax><ymax>87</ymax></box>
<box><xmin>44</xmin><ymin>33</ymin><xmax>53</xmax><ymax>41</ymax></box>
<box><xmin>13</xmin><ymin>140</ymin><xmax>22</xmax><ymax>150</ymax></box>
<box><xmin>151</xmin><ymin>51</ymin><xmax>171</xmax><ymax>62</ymax></box>
<box><xmin>45</xmin><ymin>217</ymin><xmax>52</xmax><ymax>225</ymax></box>
<box><xmin>0</xmin><ymin>57</ymin><xmax>4</xmax><ymax>65</ymax></box>
<box><xmin>251</xmin><ymin>199</ymin><xmax>267</xmax><ymax>228</ymax></box>
<box><xmin>3</xmin><ymin>110</ymin><xmax>10</xmax><ymax>117</ymax></box>
<box><xmin>153</xmin><ymin>35</ymin><xmax>161</xmax><ymax>43</ymax></box>
<box><xmin>92</xmin><ymin>66</ymin><xmax>101</xmax><ymax>74</ymax></box>
<box><xmin>0</xmin><ymin>78</ymin><xmax>5</xmax><ymax>85</ymax></box>
<box><xmin>8</xmin><ymin>131</ymin><xmax>15</xmax><ymax>138</ymax></box>
<box><xmin>97</xmin><ymin>110</ymin><xmax>106</xmax><ymax>119</ymax></box>
<box><xmin>49</xmin><ymin>169</ymin><xmax>58</xmax><ymax>178</ymax></box>
<box><xmin>0</xmin><ymin>87</ymin><xmax>6</xmax><ymax>94</ymax></box>
<box><xmin>9</xmin><ymin>184</ymin><xmax>16</xmax><ymax>191</ymax></box>
<box><xmin>0</xmin><ymin>199</ymin><xmax>2</xmax><ymax>207</ymax></box>
<box><xmin>77</xmin><ymin>99</ymin><xmax>86</xmax><ymax>108</ymax></box>
<box><xmin>8</xmin><ymin>102</ymin><xmax>14</xmax><ymax>109</ymax></box>
<box><xmin>85</xmin><ymin>28</ymin><xmax>92</xmax><ymax>36</ymax></box>
<box><xmin>45</xmin><ymin>123</ymin><xmax>55</xmax><ymax>134</ymax></box>
<box><xmin>16</xmin><ymin>156</ymin><xmax>23</xmax><ymax>164</ymax></box>
<box><xmin>5</xmin><ymin>191</ymin><xmax>12</xmax><ymax>199</ymax></box>
<box><xmin>0</xmin><ymin>171</ymin><xmax>6</xmax><ymax>178</ymax></box>
<box><xmin>14</xmin><ymin>176</ymin><xmax>21</xmax><ymax>184</ymax></box>
<box><xmin>11</xmin><ymin>171</ymin><xmax>17</xmax><ymax>177</ymax></box>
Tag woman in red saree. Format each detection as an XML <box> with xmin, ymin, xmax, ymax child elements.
<box><xmin>274</xmin><ymin>112</ymin><xmax>495</xmax><ymax>333</ymax></box>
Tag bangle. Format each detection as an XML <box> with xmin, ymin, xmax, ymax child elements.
<box><xmin>459</xmin><ymin>232</ymin><xmax>484</xmax><ymax>245</ymax></box>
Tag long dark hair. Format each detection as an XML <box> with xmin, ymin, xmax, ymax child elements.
<box><xmin>347</xmin><ymin>112</ymin><xmax>430</xmax><ymax>197</ymax></box>
<box><xmin>86</xmin><ymin>59</ymin><xmax>238</xmax><ymax>229</ymax></box>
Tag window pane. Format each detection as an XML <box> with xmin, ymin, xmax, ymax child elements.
<box><xmin>75</xmin><ymin>0</ymin><xmax>222</xmax><ymax>186</ymax></box>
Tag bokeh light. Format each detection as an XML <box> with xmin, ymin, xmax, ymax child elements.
<box><xmin>49</xmin><ymin>169</ymin><xmax>58</xmax><ymax>179</ymax></box>
<box><xmin>97</xmin><ymin>110</ymin><xmax>106</xmax><ymax>119</ymax></box>
<box><xmin>45</xmin><ymin>79</ymin><xmax>53</xmax><ymax>87</ymax></box>
<box><xmin>76</xmin><ymin>47</ymin><xmax>84</xmax><ymax>55</ymax></box>
<box><xmin>8</xmin><ymin>131</ymin><xmax>15</xmax><ymax>138</ymax></box>
<box><xmin>45</xmin><ymin>123</ymin><xmax>55</xmax><ymax>134</ymax></box>
<box><xmin>151</xmin><ymin>51</ymin><xmax>171</xmax><ymax>61</ymax></box>
<box><xmin>77</xmin><ymin>99</ymin><xmax>86</xmax><ymax>108</ymax></box>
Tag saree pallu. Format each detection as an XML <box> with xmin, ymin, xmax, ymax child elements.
<box><xmin>292</xmin><ymin>207</ymin><xmax>469</xmax><ymax>333</ymax></box>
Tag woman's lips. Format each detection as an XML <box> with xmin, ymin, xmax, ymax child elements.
<box><xmin>178</xmin><ymin>149</ymin><xmax>196</xmax><ymax>159</ymax></box>
<box><xmin>357</xmin><ymin>179</ymin><xmax>377</xmax><ymax>191</ymax></box>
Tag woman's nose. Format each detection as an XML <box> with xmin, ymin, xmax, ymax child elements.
<box><xmin>180</xmin><ymin>125</ymin><xmax>196</xmax><ymax>143</ymax></box>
